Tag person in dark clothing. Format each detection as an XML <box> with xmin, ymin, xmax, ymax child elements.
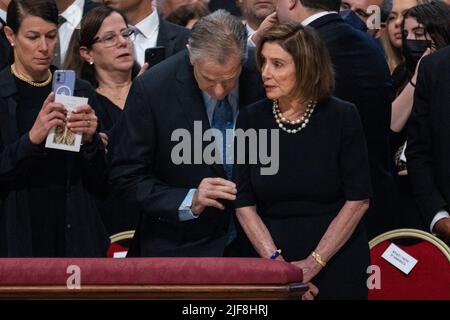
<box><xmin>390</xmin><ymin>0</ymin><xmax>450</xmax><ymax>231</ymax></box>
<box><xmin>77</xmin><ymin>6</ymin><xmax>145</xmax><ymax>235</ymax></box>
<box><xmin>0</xmin><ymin>0</ymin><xmax>108</xmax><ymax>257</ymax></box>
<box><xmin>234</xmin><ymin>23</ymin><xmax>372</xmax><ymax>300</ymax></box>
<box><xmin>109</xmin><ymin>11</ymin><xmax>265</xmax><ymax>257</ymax></box>
<box><xmin>254</xmin><ymin>0</ymin><xmax>395</xmax><ymax>239</ymax></box>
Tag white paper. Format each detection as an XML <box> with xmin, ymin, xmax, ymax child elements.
<box><xmin>382</xmin><ymin>243</ymin><xmax>418</xmax><ymax>275</ymax></box>
<box><xmin>113</xmin><ymin>251</ymin><xmax>128</xmax><ymax>258</ymax></box>
<box><xmin>45</xmin><ymin>94</ymin><xmax>87</xmax><ymax>152</ymax></box>
<box><xmin>400</xmin><ymin>141</ymin><xmax>407</xmax><ymax>162</ymax></box>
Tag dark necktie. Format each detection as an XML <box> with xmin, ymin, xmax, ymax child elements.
<box><xmin>211</xmin><ymin>96</ymin><xmax>234</xmax><ymax>179</ymax></box>
<box><xmin>53</xmin><ymin>15</ymin><xmax>67</xmax><ymax>68</ymax></box>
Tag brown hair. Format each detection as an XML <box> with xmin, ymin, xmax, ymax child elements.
<box><xmin>73</xmin><ymin>5</ymin><xmax>139</xmax><ymax>87</ymax></box>
<box><xmin>7</xmin><ymin>0</ymin><xmax>58</xmax><ymax>34</ymax></box>
<box><xmin>256</xmin><ymin>23</ymin><xmax>335</xmax><ymax>103</ymax></box>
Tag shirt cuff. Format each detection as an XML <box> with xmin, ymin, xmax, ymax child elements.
<box><xmin>430</xmin><ymin>210</ymin><xmax>450</xmax><ymax>234</ymax></box>
<box><xmin>178</xmin><ymin>188</ymin><xmax>199</xmax><ymax>222</ymax></box>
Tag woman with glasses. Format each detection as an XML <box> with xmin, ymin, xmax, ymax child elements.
<box><xmin>0</xmin><ymin>0</ymin><xmax>109</xmax><ymax>257</ymax></box>
<box><xmin>78</xmin><ymin>6</ymin><xmax>146</xmax><ymax>125</ymax></box>
<box><xmin>77</xmin><ymin>6</ymin><xmax>144</xmax><ymax>237</ymax></box>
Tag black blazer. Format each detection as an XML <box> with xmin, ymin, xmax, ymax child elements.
<box><xmin>309</xmin><ymin>13</ymin><xmax>395</xmax><ymax>238</ymax></box>
<box><xmin>0</xmin><ymin>67</ymin><xmax>109</xmax><ymax>257</ymax></box>
<box><xmin>0</xmin><ymin>17</ymin><xmax>10</xmax><ymax>71</ymax></box>
<box><xmin>156</xmin><ymin>18</ymin><xmax>190</xmax><ymax>59</ymax></box>
<box><xmin>109</xmin><ymin>49</ymin><xmax>265</xmax><ymax>257</ymax></box>
<box><xmin>406</xmin><ymin>46</ymin><xmax>450</xmax><ymax>227</ymax></box>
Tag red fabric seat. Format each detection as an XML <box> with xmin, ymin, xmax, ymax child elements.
<box><xmin>0</xmin><ymin>258</ymin><xmax>302</xmax><ymax>286</ymax></box>
<box><xmin>369</xmin><ymin>229</ymin><xmax>450</xmax><ymax>300</ymax></box>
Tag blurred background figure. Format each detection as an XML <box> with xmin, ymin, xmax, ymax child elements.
<box><xmin>390</xmin><ymin>0</ymin><xmax>450</xmax><ymax>231</ymax></box>
<box><xmin>104</xmin><ymin>0</ymin><xmax>189</xmax><ymax>67</ymax></box>
<box><xmin>340</xmin><ymin>0</ymin><xmax>393</xmax><ymax>38</ymax></box>
<box><xmin>166</xmin><ymin>2</ymin><xmax>209</xmax><ymax>29</ymax></box>
<box><xmin>209</xmin><ymin>0</ymin><xmax>241</xmax><ymax>16</ymax></box>
<box><xmin>158</xmin><ymin>0</ymin><xmax>208</xmax><ymax>18</ymax></box>
<box><xmin>236</xmin><ymin>0</ymin><xmax>276</xmax><ymax>39</ymax></box>
<box><xmin>381</xmin><ymin>0</ymin><xmax>419</xmax><ymax>73</ymax></box>
<box><xmin>0</xmin><ymin>0</ymin><xmax>11</xmax><ymax>70</ymax></box>
<box><xmin>77</xmin><ymin>5</ymin><xmax>143</xmax><ymax>236</ymax></box>
<box><xmin>53</xmin><ymin>0</ymin><xmax>99</xmax><ymax>69</ymax></box>
<box><xmin>0</xmin><ymin>0</ymin><xmax>108</xmax><ymax>257</ymax></box>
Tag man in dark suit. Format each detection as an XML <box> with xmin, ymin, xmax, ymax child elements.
<box><xmin>54</xmin><ymin>0</ymin><xmax>99</xmax><ymax>69</ymax></box>
<box><xmin>407</xmin><ymin>46</ymin><xmax>450</xmax><ymax>244</ymax></box>
<box><xmin>109</xmin><ymin>10</ymin><xmax>265</xmax><ymax>257</ymax></box>
<box><xmin>272</xmin><ymin>0</ymin><xmax>396</xmax><ymax>239</ymax></box>
<box><xmin>104</xmin><ymin>0</ymin><xmax>190</xmax><ymax>67</ymax></box>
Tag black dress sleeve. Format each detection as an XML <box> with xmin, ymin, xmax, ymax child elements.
<box><xmin>233</xmin><ymin>107</ymin><xmax>257</xmax><ymax>208</ymax></box>
<box><xmin>339</xmin><ymin>102</ymin><xmax>373</xmax><ymax>201</ymax></box>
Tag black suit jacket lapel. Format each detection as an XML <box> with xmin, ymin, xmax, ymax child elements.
<box><xmin>157</xmin><ymin>18</ymin><xmax>175</xmax><ymax>59</ymax></box>
<box><xmin>174</xmin><ymin>53</ymin><xmax>227</xmax><ymax>178</ymax></box>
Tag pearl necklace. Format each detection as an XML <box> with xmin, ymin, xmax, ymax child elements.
<box><xmin>11</xmin><ymin>64</ymin><xmax>52</xmax><ymax>87</ymax></box>
<box><xmin>272</xmin><ymin>99</ymin><xmax>316</xmax><ymax>134</ymax></box>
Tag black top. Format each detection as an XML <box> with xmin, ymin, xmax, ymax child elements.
<box><xmin>234</xmin><ymin>97</ymin><xmax>372</xmax><ymax>217</ymax></box>
<box><xmin>95</xmin><ymin>92</ymin><xmax>122</xmax><ymax>132</ymax></box>
<box><xmin>233</xmin><ymin>97</ymin><xmax>372</xmax><ymax>299</ymax></box>
<box><xmin>14</xmin><ymin>77</ymin><xmax>67</xmax><ymax>256</ymax></box>
<box><xmin>94</xmin><ymin>92</ymin><xmax>141</xmax><ymax>235</ymax></box>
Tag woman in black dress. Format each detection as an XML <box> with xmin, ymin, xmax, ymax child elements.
<box><xmin>76</xmin><ymin>6</ymin><xmax>145</xmax><ymax>236</ymax></box>
<box><xmin>234</xmin><ymin>24</ymin><xmax>372</xmax><ymax>300</ymax></box>
<box><xmin>0</xmin><ymin>0</ymin><xmax>108</xmax><ymax>257</ymax></box>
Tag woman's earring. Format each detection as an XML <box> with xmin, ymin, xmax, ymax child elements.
<box><xmin>10</xmin><ymin>43</ymin><xmax>14</xmax><ymax>47</ymax></box>
<box><xmin>89</xmin><ymin>60</ymin><xmax>94</xmax><ymax>65</ymax></box>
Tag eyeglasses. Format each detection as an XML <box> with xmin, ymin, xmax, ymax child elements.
<box><xmin>93</xmin><ymin>27</ymin><xmax>136</xmax><ymax>47</ymax></box>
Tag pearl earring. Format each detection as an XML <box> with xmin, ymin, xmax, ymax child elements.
<box><xmin>89</xmin><ymin>60</ymin><xmax>94</xmax><ymax>65</ymax></box>
<box><xmin>11</xmin><ymin>43</ymin><xmax>14</xmax><ymax>47</ymax></box>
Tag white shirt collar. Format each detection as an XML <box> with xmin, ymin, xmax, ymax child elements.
<box><xmin>301</xmin><ymin>11</ymin><xmax>337</xmax><ymax>26</ymax></box>
<box><xmin>246</xmin><ymin>23</ymin><xmax>256</xmax><ymax>37</ymax></box>
<box><xmin>134</xmin><ymin>8</ymin><xmax>159</xmax><ymax>39</ymax></box>
<box><xmin>0</xmin><ymin>9</ymin><xmax>7</xmax><ymax>23</ymax></box>
<box><xmin>60</xmin><ymin>0</ymin><xmax>84</xmax><ymax>29</ymax></box>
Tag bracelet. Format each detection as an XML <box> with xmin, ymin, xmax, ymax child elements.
<box><xmin>270</xmin><ymin>249</ymin><xmax>282</xmax><ymax>260</ymax></box>
<box><xmin>311</xmin><ymin>251</ymin><xmax>326</xmax><ymax>267</ymax></box>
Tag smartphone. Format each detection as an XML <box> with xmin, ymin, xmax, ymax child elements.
<box><xmin>52</xmin><ymin>70</ymin><xmax>76</xmax><ymax>96</ymax></box>
<box><xmin>145</xmin><ymin>47</ymin><xmax>166</xmax><ymax>68</ymax></box>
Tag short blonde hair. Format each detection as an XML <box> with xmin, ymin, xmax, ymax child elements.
<box><xmin>256</xmin><ymin>23</ymin><xmax>335</xmax><ymax>103</ymax></box>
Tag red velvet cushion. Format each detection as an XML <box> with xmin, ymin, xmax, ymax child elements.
<box><xmin>0</xmin><ymin>258</ymin><xmax>302</xmax><ymax>285</ymax></box>
<box><xmin>369</xmin><ymin>241</ymin><xmax>450</xmax><ymax>300</ymax></box>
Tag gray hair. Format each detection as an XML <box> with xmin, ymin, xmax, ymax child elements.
<box><xmin>380</xmin><ymin>0</ymin><xmax>393</xmax><ymax>22</ymax></box>
<box><xmin>188</xmin><ymin>9</ymin><xmax>248</xmax><ymax>65</ymax></box>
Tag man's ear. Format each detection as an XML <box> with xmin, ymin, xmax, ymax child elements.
<box><xmin>79</xmin><ymin>46</ymin><xmax>93</xmax><ymax>63</ymax></box>
<box><xmin>289</xmin><ymin>0</ymin><xmax>298</xmax><ymax>10</ymax></box>
<box><xmin>3</xmin><ymin>26</ymin><xmax>16</xmax><ymax>46</ymax></box>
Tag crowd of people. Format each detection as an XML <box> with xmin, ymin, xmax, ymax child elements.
<box><xmin>0</xmin><ymin>0</ymin><xmax>449</xmax><ymax>300</ymax></box>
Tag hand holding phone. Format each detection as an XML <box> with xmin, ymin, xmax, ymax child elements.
<box><xmin>144</xmin><ymin>47</ymin><xmax>166</xmax><ymax>68</ymax></box>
